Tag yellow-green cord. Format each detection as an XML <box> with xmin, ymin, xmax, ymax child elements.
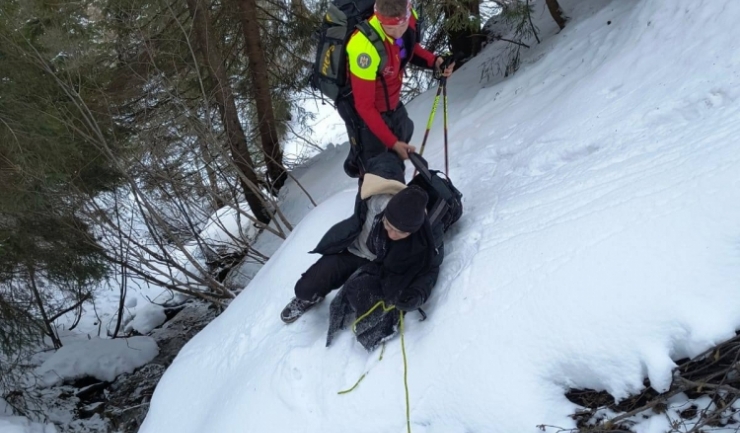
<box><xmin>352</xmin><ymin>300</ymin><xmax>396</xmax><ymax>333</ymax></box>
<box><xmin>400</xmin><ymin>310</ymin><xmax>411</xmax><ymax>433</ymax></box>
<box><xmin>342</xmin><ymin>302</ymin><xmax>414</xmax><ymax>433</ymax></box>
<box><xmin>337</xmin><ymin>342</ymin><xmax>386</xmax><ymax>395</ymax></box>
<box><xmin>337</xmin><ymin>372</ymin><xmax>367</xmax><ymax>395</ymax></box>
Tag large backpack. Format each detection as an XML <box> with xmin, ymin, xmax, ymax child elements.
<box><xmin>407</xmin><ymin>153</ymin><xmax>463</xmax><ymax>232</ymax></box>
<box><xmin>311</xmin><ymin>0</ymin><xmax>388</xmax><ymax>102</ymax></box>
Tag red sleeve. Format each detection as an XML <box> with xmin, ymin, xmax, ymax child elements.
<box><xmin>408</xmin><ymin>14</ymin><xmax>437</xmax><ymax>69</ymax></box>
<box><xmin>413</xmin><ymin>44</ymin><xmax>437</xmax><ymax>69</ymax></box>
<box><xmin>350</xmin><ymin>73</ymin><xmax>398</xmax><ymax>148</ymax></box>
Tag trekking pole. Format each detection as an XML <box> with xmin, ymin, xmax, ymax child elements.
<box><xmin>412</xmin><ymin>78</ymin><xmax>444</xmax><ymax>179</ymax></box>
<box><xmin>438</xmin><ymin>54</ymin><xmax>457</xmax><ymax>176</ymax></box>
<box><xmin>415</xmin><ymin>54</ymin><xmax>452</xmax><ymax>177</ymax></box>
<box><xmin>443</xmin><ymin>76</ymin><xmax>449</xmax><ymax>176</ymax></box>
<box><xmin>417</xmin><ymin>79</ymin><xmax>444</xmax><ymax>158</ymax></box>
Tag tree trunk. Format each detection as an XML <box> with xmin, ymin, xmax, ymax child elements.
<box><xmin>28</xmin><ymin>265</ymin><xmax>62</xmax><ymax>349</ymax></box>
<box><xmin>445</xmin><ymin>0</ymin><xmax>483</xmax><ymax>66</ymax></box>
<box><xmin>186</xmin><ymin>0</ymin><xmax>272</xmax><ymax>224</ymax></box>
<box><xmin>545</xmin><ymin>0</ymin><xmax>567</xmax><ymax>30</ymax></box>
<box><xmin>112</xmin><ymin>263</ymin><xmax>126</xmax><ymax>338</ymax></box>
<box><xmin>236</xmin><ymin>0</ymin><xmax>287</xmax><ymax>193</ymax></box>
<box><xmin>198</xmin><ymin>139</ymin><xmax>225</xmax><ymax>210</ymax></box>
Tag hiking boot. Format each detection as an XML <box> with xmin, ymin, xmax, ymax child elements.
<box><xmin>280</xmin><ymin>297</ymin><xmax>322</xmax><ymax>324</ymax></box>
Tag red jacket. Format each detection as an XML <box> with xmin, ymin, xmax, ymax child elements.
<box><xmin>346</xmin><ymin>14</ymin><xmax>437</xmax><ymax>148</ymax></box>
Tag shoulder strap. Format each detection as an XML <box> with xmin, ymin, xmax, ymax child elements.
<box><xmin>356</xmin><ymin>20</ymin><xmax>392</xmax><ymax>110</ymax></box>
<box><xmin>409</xmin><ymin>153</ymin><xmax>448</xmax><ymax>227</ymax></box>
<box><xmin>356</xmin><ymin>20</ymin><xmax>388</xmax><ymax>70</ymax></box>
<box><xmin>428</xmin><ymin>200</ymin><xmax>448</xmax><ymax>228</ymax></box>
<box><xmin>409</xmin><ymin>153</ymin><xmax>450</xmax><ymax>227</ymax></box>
<box><xmin>408</xmin><ymin>153</ymin><xmax>432</xmax><ymax>180</ymax></box>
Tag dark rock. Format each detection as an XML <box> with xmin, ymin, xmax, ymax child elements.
<box><xmin>104</xmin><ymin>301</ymin><xmax>218</xmax><ymax>431</ymax></box>
<box><xmin>75</xmin><ymin>381</ymin><xmax>111</xmax><ymax>402</ymax></box>
<box><xmin>70</xmin><ymin>376</ymin><xmax>103</xmax><ymax>389</ymax></box>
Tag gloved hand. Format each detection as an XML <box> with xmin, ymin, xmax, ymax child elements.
<box><xmin>392</xmin><ymin>141</ymin><xmax>416</xmax><ymax>160</ymax></box>
<box><xmin>395</xmin><ymin>288</ymin><xmax>426</xmax><ymax>311</ymax></box>
<box><xmin>434</xmin><ymin>53</ymin><xmax>455</xmax><ymax>79</ymax></box>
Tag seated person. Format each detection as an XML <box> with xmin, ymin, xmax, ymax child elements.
<box><xmin>281</xmin><ymin>161</ymin><xmax>444</xmax><ymax>349</ymax></box>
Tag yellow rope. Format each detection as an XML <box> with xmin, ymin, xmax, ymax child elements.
<box><xmin>400</xmin><ymin>310</ymin><xmax>411</xmax><ymax>433</ymax></box>
<box><xmin>341</xmin><ymin>302</ymin><xmax>414</xmax><ymax>433</ymax></box>
<box><xmin>337</xmin><ymin>372</ymin><xmax>367</xmax><ymax>395</ymax></box>
<box><xmin>351</xmin><ymin>300</ymin><xmax>396</xmax><ymax>333</ymax></box>
<box><xmin>338</xmin><ymin>343</ymin><xmax>386</xmax><ymax>395</ymax></box>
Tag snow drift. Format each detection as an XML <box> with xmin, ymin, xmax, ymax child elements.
<box><xmin>139</xmin><ymin>0</ymin><xmax>740</xmax><ymax>432</ymax></box>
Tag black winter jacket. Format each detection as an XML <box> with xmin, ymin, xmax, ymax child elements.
<box><xmin>311</xmin><ymin>173</ymin><xmax>444</xmax><ymax>304</ymax></box>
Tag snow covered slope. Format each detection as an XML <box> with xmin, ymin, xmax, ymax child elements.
<box><xmin>139</xmin><ymin>0</ymin><xmax>740</xmax><ymax>432</ymax></box>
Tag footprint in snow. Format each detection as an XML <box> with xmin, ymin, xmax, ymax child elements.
<box><xmin>522</xmin><ymin>141</ymin><xmax>602</xmax><ymax>176</ymax></box>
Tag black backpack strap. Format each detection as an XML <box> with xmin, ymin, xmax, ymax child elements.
<box><xmin>356</xmin><ymin>20</ymin><xmax>391</xmax><ymax>111</ymax></box>
<box><xmin>428</xmin><ymin>199</ymin><xmax>448</xmax><ymax>228</ymax></box>
<box><xmin>409</xmin><ymin>153</ymin><xmax>432</xmax><ymax>180</ymax></box>
<box><xmin>409</xmin><ymin>153</ymin><xmax>448</xmax><ymax>227</ymax></box>
<box><xmin>356</xmin><ymin>21</ymin><xmax>388</xmax><ymax>70</ymax></box>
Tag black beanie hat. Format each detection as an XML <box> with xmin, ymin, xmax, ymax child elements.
<box><xmin>385</xmin><ymin>186</ymin><xmax>428</xmax><ymax>233</ymax></box>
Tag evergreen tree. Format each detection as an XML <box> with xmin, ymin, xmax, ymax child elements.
<box><xmin>0</xmin><ymin>0</ymin><xmax>121</xmax><ymax>366</ymax></box>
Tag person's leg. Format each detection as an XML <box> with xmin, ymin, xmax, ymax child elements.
<box><xmin>342</xmin><ymin>101</ymin><xmax>414</xmax><ymax>182</ymax></box>
<box><xmin>343</xmin><ymin>265</ymin><xmax>388</xmax><ymax>328</ymax></box>
<box><xmin>361</xmin><ymin>104</ymin><xmax>414</xmax><ymax>181</ymax></box>
<box><xmin>342</xmin><ymin>266</ymin><xmax>401</xmax><ymax>351</ymax></box>
<box><xmin>294</xmin><ymin>252</ymin><xmax>368</xmax><ymax>300</ymax></box>
<box><xmin>282</xmin><ymin>252</ymin><xmax>369</xmax><ymax>323</ymax></box>
<box><xmin>358</xmin><ymin>126</ymin><xmax>391</xmax><ymax>170</ymax></box>
<box><xmin>337</xmin><ymin>98</ymin><xmax>364</xmax><ymax>178</ymax></box>
<box><xmin>389</xmin><ymin>103</ymin><xmax>415</xmax><ymax>144</ymax></box>
<box><xmin>343</xmin><ymin>264</ymin><xmax>383</xmax><ymax>313</ymax></box>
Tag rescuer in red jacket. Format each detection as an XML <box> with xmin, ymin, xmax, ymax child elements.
<box><xmin>339</xmin><ymin>0</ymin><xmax>454</xmax><ymax>180</ymax></box>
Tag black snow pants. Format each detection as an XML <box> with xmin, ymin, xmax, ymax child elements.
<box><xmin>337</xmin><ymin>97</ymin><xmax>413</xmax><ymax>180</ymax></box>
<box><xmin>326</xmin><ymin>263</ymin><xmax>401</xmax><ymax>351</ymax></box>
<box><xmin>294</xmin><ymin>252</ymin><xmax>370</xmax><ymax>302</ymax></box>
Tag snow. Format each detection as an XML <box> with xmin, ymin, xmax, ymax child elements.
<box><xmin>1</xmin><ymin>398</ymin><xmax>57</xmax><ymax>433</ymax></box>
<box><xmin>0</xmin><ymin>400</ymin><xmax>10</xmax><ymax>416</ymax></box>
<box><xmin>34</xmin><ymin>337</ymin><xmax>159</xmax><ymax>387</ymax></box>
<box><xmin>1</xmin><ymin>69</ymin><xmax>353</xmax><ymax>433</ymax></box>
<box><xmin>198</xmin><ymin>203</ymin><xmax>261</xmax><ymax>254</ymax></box>
<box><xmin>0</xmin><ymin>417</ymin><xmax>58</xmax><ymax>433</ymax></box>
<box><xmin>2</xmin><ymin>0</ymin><xmax>737</xmax><ymax>430</ymax></box>
<box><xmin>125</xmin><ymin>303</ymin><xmax>167</xmax><ymax>335</ymax></box>
<box><xmin>138</xmin><ymin>0</ymin><xmax>740</xmax><ymax>432</ymax></box>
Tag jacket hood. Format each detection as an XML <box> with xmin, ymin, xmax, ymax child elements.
<box><xmin>360</xmin><ymin>173</ymin><xmax>406</xmax><ymax>200</ymax></box>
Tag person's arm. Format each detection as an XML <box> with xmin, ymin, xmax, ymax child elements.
<box><xmin>410</xmin><ymin>44</ymin><xmax>437</xmax><ymax>69</ymax></box>
<box><xmin>401</xmin><ymin>264</ymin><xmax>440</xmax><ymax>306</ymax></box>
<box><xmin>346</xmin><ymin>33</ymin><xmax>397</xmax><ymax>148</ymax></box>
<box><xmin>395</xmin><ymin>224</ymin><xmax>445</xmax><ymax>311</ymax></box>
<box><xmin>407</xmin><ymin>14</ymin><xmax>437</xmax><ymax>69</ymax></box>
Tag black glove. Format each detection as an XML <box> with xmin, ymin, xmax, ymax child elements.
<box><xmin>395</xmin><ymin>288</ymin><xmax>425</xmax><ymax>311</ymax></box>
<box><xmin>433</xmin><ymin>53</ymin><xmax>455</xmax><ymax>79</ymax></box>
<box><xmin>439</xmin><ymin>53</ymin><xmax>455</xmax><ymax>68</ymax></box>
